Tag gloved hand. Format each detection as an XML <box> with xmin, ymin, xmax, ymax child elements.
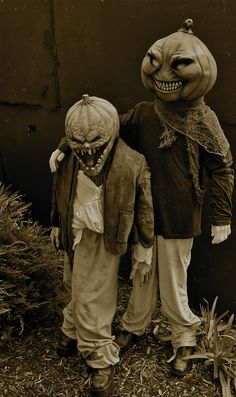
<box><xmin>50</xmin><ymin>227</ymin><xmax>61</xmax><ymax>250</ymax></box>
<box><xmin>49</xmin><ymin>149</ymin><xmax>65</xmax><ymax>173</ymax></box>
<box><xmin>130</xmin><ymin>261</ymin><xmax>152</xmax><ymax>286</ymax></box>
<box><xmin>211</xmin><ymin>224</ymin><xmax>231</xmax><ymax>244</ymax></box>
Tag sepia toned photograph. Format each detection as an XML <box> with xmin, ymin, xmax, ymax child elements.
<box><xmin>0</xmin><ymin>1</ymin><xmax>235</xmax><ymax>396</ymax></box>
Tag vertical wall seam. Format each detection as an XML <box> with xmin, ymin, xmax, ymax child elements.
<box><xmin>44</xmin><ymin>0</ymin><xmax>61</xmax><ymax>109</ymax></box>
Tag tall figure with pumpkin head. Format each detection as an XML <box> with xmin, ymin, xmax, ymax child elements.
<box><xmin>49</xmin><ymin>20</ymin><xmax>234</xmax><ymax>377</ymax></box>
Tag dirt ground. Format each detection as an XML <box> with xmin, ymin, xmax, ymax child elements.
<box><xmin>0</xmin><ymin>279</ymin><xmax>232</xmax><ymax>397</ymax></box>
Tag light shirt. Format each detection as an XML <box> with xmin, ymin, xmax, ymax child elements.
<box><xmin>72</xmin><ymin>171</ymin><xmax>103</xmax><ymax>248</ymax></box>
<box><xmin>72</xmin><ymin>171</ymin><xmax>152</xmax><ymax>265</ymax></box>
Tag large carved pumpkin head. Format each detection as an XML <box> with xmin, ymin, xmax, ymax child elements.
<box><xmin>141</xmin><ymin>19</ymin><xmax>217</xmax><ymax>102</ymax></box>
<box><xmin>65</xmin><ymin>94</ymin><xmax>119</xmax><ymax>176</ymax></box>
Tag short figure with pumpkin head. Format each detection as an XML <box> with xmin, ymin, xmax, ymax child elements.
<box><xmin>50</xmin><ymin>94</ymin><xmax>156</xmax><ymax>396</ymax></box>
<box><xmin>50</xmin><ymin>20</ymin><xmax>234</xmax><ymax>378</ymax></box>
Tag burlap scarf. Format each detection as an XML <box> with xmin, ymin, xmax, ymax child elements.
<box><xmin>154</xmin><ymin>98</ymin><xmax>229</xmax><ymax>203</ymax></box>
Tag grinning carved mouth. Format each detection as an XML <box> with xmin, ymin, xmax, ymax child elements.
<box><xmin>154</xmin><ymin>79</ymin><xmax>184</xmax><ymax>92</ymax></box>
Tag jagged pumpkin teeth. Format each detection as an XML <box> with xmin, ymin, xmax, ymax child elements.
<box><xmin>65</xmin><ymin>94</ymin><xmax>119</xmax><ymax>176</ymax></box>
<box><xmin>155</xmin><ymin>80</ymin><xmax>183</xmax><ymax>91</ymax></box>
<box><xmin>141</xmin><ymin>19</ymin><xmax>217</xmax><ymax>101</ymax></box>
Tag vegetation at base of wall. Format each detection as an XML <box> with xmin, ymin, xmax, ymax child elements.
<box><xmin>0</xmin><ymin>183</ymin><xmax>65</xmax><ymax>348</ymax></box>
<box><xmin>186</xmin><ymin>297</ymin><xmax>236</xmax><ymax>397</ymax></box>
<box><xmin>1</xmin><ymin>181</ymin><xmax>236</xmax><ymax>397</ymax></box>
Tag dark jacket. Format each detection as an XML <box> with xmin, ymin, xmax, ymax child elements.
<box><xmin>118</xmin><ymin>102</ymin><xmax>234</xmax><ymax>238</ymax></box>
<box><xmin>51</xmin><ymin>138</ymin><xmax>154</xmax><ymax>256</ymax></box>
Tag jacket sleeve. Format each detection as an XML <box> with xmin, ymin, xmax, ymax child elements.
<box><xmin>50</xmin><ymin>173</ymin><xmax>60</xmax><ymax>227</ymax></box>
<box><xmin>119</xmin><ymin>103</ymin><xmax>142</xmax><ymax>150</ymax></box>
<box><xmin>58</xmin><ymin>136</ymin><xmax>71</xmax><ymax>154</ymax></box>
<box><xmin>203</xmin><ymin>148</ymin><xmax>234</xmax><ymax>225</ymax></box>
<box><xmin>134</xmin><ymin>157</ymin><xmax>154</xmax><ymax>247</ymax></box>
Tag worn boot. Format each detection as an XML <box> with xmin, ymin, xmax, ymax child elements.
<box><xmin>56</xmin><ymin>333</ymin><xmax>77</xmax><ymax>357</ymax></box>
<box><xmin>115</xmin><ymin>330</ymin><xmax>138</xmax><ymax>351</ymax></box>
<box><xmin>91</xmin><ymin>366</ymin><xmax>115</xmax><ymax>397</ymax></box>
<box><xmin>171</xmin><ymin>346</ymin><xmax>194</xmax><ymax>377</ymax></box>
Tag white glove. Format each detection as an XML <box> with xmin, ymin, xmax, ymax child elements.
<box><xmin>211</xmin><ymin>224</ymin><xmax>231</xmax><ymax>244</ymax></box>
<box><xmin>49</xmin><ymin>149</ymin><xmax>65</xmax><ymax>173</ymax></box>
<box><xmin>130</xmin><ymin>261</ymin><xmax>152</xmax><ymax>286</ymax></box>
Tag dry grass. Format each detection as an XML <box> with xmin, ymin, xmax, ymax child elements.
<box><xmin>0</xmin><ymin>278</ymin><xmax>231</xmax><ymax>397</ymax></box>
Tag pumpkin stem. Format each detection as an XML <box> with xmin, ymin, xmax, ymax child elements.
<box><xmin>82</xmin><ymin>94</ymin><xmax>92</xmax><ymax>105</ymax></box>
<box><xmin>178</xmin><ymin>18</ymin><xmax>193</xmax><ymax>34</ymax></box>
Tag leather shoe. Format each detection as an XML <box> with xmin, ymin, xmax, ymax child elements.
<box><xmin>56</xmin><ymin>333</ymin><xmax>77</xmax><ymax>357</ymax></box>
<box><xmin>171</xmin><ymin>346</ymin><xmax>194</xmax><ymax>377</ymax></box>
<box><xmin>115</xmin><ymin>330</ymin><xmax>137</xmax><ymax>351</ymax></box>
<box><xmin>91</xmin><ymin>366</ymin><xmax>115</xmax><ymax>397</ymax></box>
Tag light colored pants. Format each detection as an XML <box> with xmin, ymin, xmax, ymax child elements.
<box><xmin>62</xmin><ymin>232</ymin><xmax>200</xmax><ymax>365</ymax></box>
<box><xmin>62</xmin><ymin>229</ymin><xmax>120</xmax><ymax>369</ymax></box>
<box><xmin>62</xmin><ymin>229</ymin><xmax>158</xmax><ymax>368</ymax></box>
<box><xmin>157</xmin><ymin>236</ymin><xmax>201</xmax><ymax>351</ymax></box>
<box><xmin>121</xmin><ymin>239</ymin><xmax>158</xmax><ymax>335</ymax></box>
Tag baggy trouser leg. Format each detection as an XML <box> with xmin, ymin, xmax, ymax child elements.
<box><xmin>121</xmin><ymin>237</ymin><xmax>158</xmax><ymax>336</ymax></box>
<box><xmin>70</xmin><ymin>229</ymin><xmax>120</xmax><ymax>369</ymax></box>
<box><xmin>62</xmin><ymin>252</ymin><xmax>77</xmax><ymax>340</ymax></box>
<box><xmin>157</xmin><ymin>236</ymin><xmax>201</xmax><ymax>352</ymax></box>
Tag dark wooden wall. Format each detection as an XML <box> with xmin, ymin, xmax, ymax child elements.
<box><xmin>0</xmin><ymin>0</ymin><xmax>235</xmax><ymax>313</ymax></box>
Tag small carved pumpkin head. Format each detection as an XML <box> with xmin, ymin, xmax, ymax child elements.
<box><xmin>65</xmin><ymin>94</ymin><xmax>119</xmax><ymax>176</ymax></box>
<box><xmin>141</xmin><ymin>19</ymin><xmax>217</xmax><ymax>102</ymax></box>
